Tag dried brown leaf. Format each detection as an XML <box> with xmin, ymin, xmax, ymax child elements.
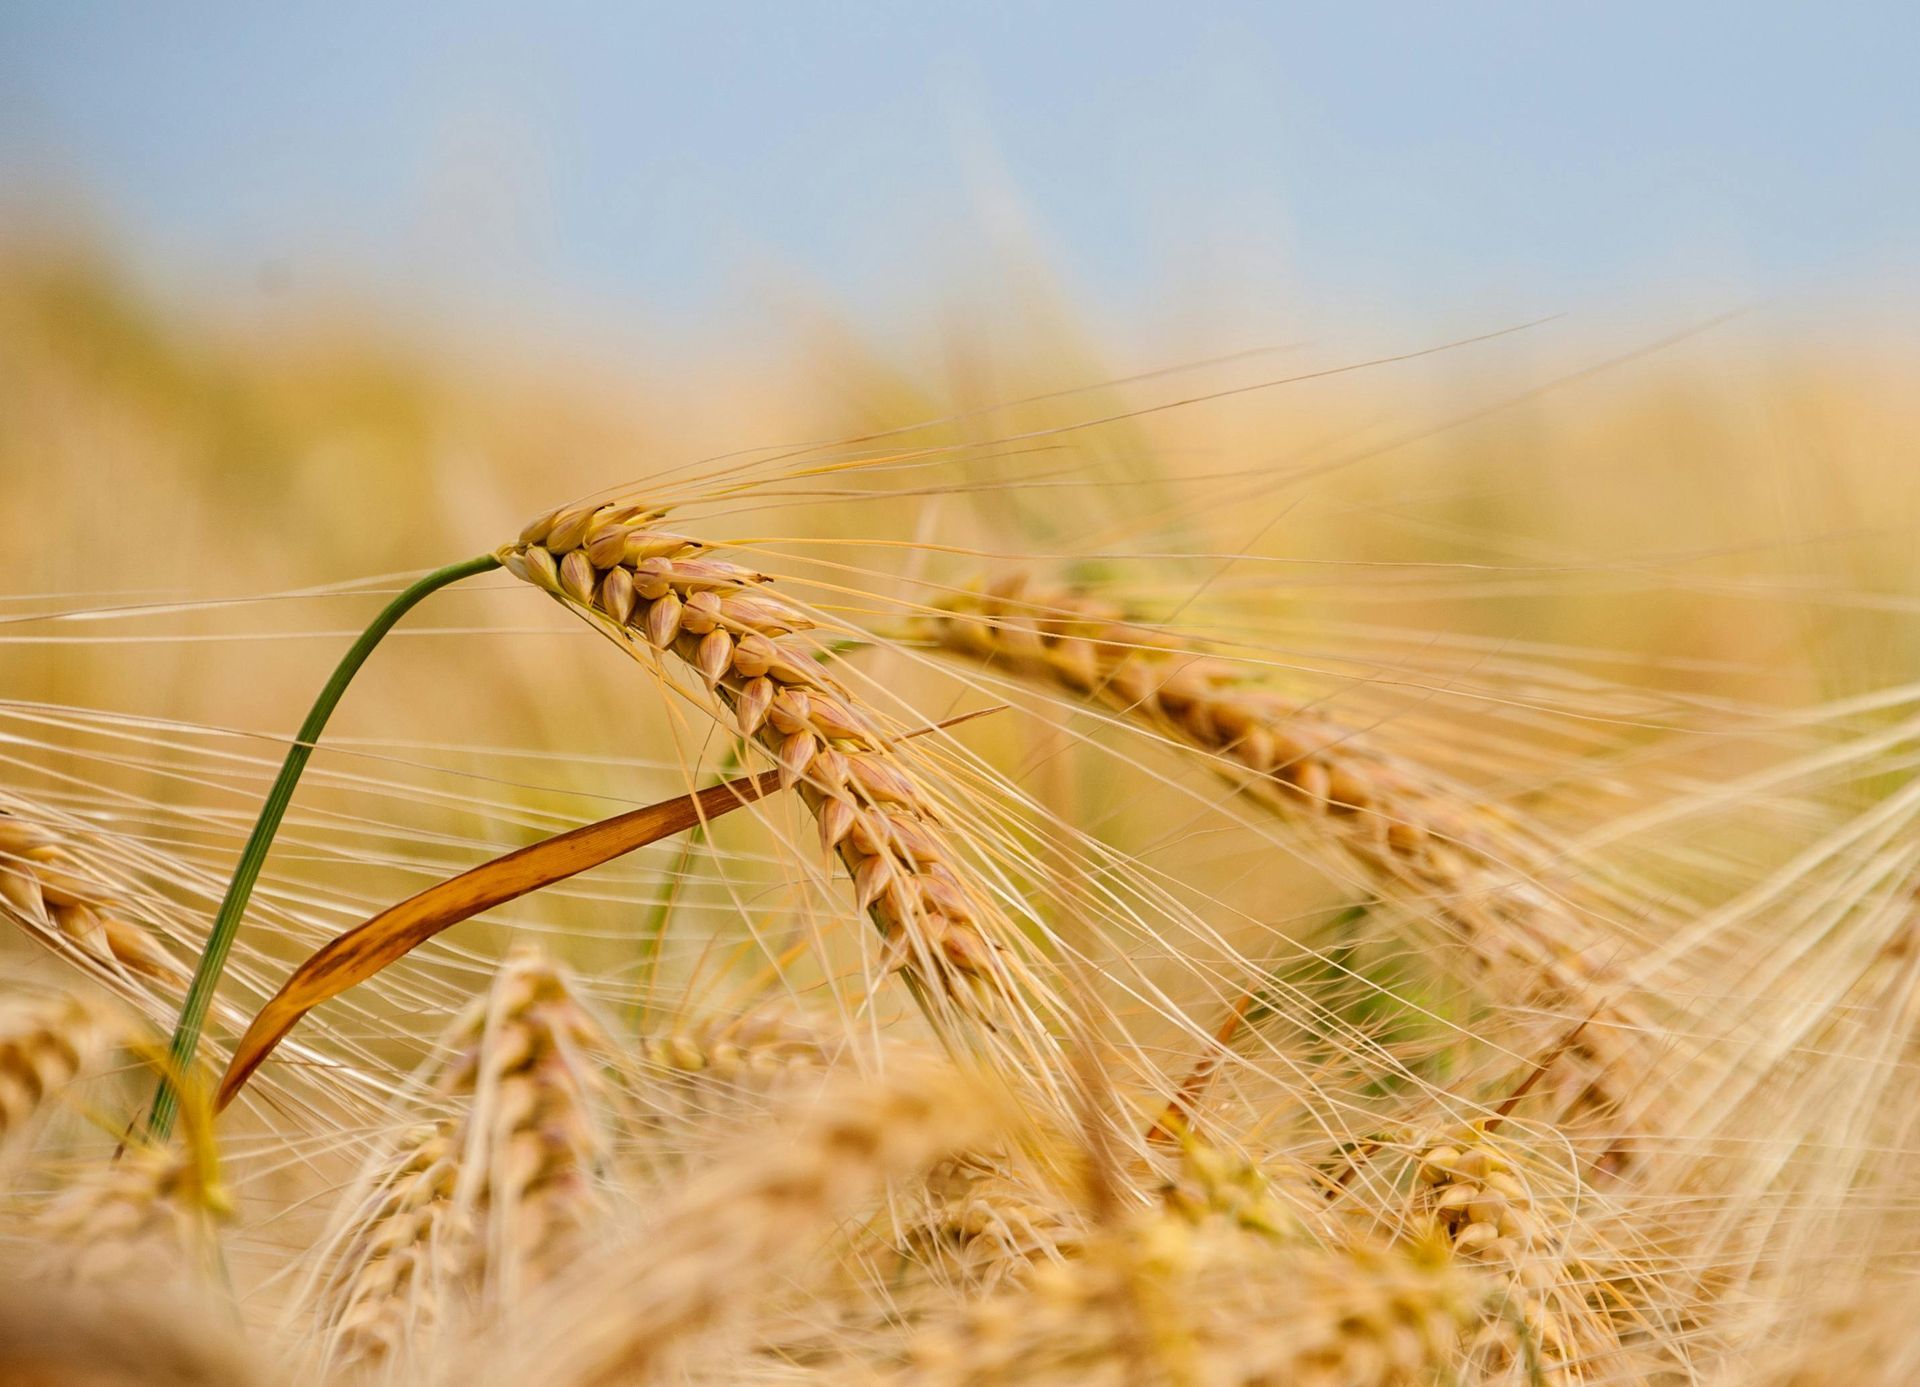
<box><xmin>214</xmin><ymin>768</ymin><xmax>783</xmax><ymax>1111</ymax></box>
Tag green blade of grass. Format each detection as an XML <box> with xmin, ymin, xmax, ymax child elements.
<box><xmin>146</xmin><ymin>552</ymin><xmax>503</xmax><ymax>1141</ymax></box>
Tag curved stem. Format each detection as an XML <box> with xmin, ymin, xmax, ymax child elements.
<box><xmin>146</xmin><ymin>553</ymin><xmax>502</xmax><ymax>1140</ymax></box>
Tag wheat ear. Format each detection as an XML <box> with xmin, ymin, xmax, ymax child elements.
<box><xmin>900</xmin><ymin>1215</ymin><xmax>1487</xmax><ymax>1386</ymax></box>
<box><xmin>312</xmin><ymin>948</ymin><xmax>613</xmax><ymax>1373</ymax></box>
<box><xmin>36</xmin><ymin>1138</ymin><xmax>229</xmax><ymax>1286</ymax></box>
<box><xmin>435</xmin><ymin>946</ymin><xmax>614</xmax><ymax>1303</ymax></box>
<box><xmin>500</xmin><ymin>502</ymin><xmax>1036</xmax><ymax>1019</ymax></box>
<box><xmin>1403</xmin><ymin>1120</ymin><xmax>1612</xmax><ymax>1385</ymax></box>
<box><xmin>318</xmin><ymin>1120</ymin><xmax>464</xmax><ymax>1372</ymax></box>
<box><xmin>927</xmin><ymin>575</ymin><xmax>1654</xmax><ymax>1128</ymax></box>
<box><xmin>643</xmin><ymin>1003</ymin><xmax>836</xmax><ymax>1081</ymax></box>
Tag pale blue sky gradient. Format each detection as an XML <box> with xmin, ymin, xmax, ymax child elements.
<box><xmin>4</xmin><ymin>3</ymin><xmax>1916</xmax><ymax>341</ymax></box>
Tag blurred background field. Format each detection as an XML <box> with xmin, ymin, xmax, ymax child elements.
<box><xmin>5</xmin><ymin>227</ymin><xmax>1920</xmax><ymax>1067</ymax></box>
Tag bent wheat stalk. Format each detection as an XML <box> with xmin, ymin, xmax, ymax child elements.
<box><xmin>498</xmin><ymin>501</ymin><xmax>1052</xmax><ymax>1029</ymax></box>
<box><xmin>213</xmin><ymin>766</ymin><xmax>784</xmax><ymax>1111</ymax></box>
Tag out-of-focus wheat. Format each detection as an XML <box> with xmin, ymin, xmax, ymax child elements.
<box><xmin>36</xmin><ymin>1139</ymin><xmax>228</xmax><ymax>1285</ymax></box>
<box><xmin>927</xmin><ymin>575</ymin><xmax>1657</xmax><ymax>1135</ymax></box>
<box><xmin>899</xmin><ymin>1215</ymin><xmax>1487</xmax><ymax>1386</ymax></box>
<box><xmin>314</xmin><ymin>948</ymin><xmax>614</xmax><ymax>1374</ymax></box>
<box><xmin>318</xmin><ymin>1120</ymin><xmax>463</xmax><ymax>1372</ymax></box>
<box><xmin>475</xmin><ymin>1055</ymin><xmax>1004</xmax><ymax>1387</ymax></box>
<box><xmin>1</xmin><ymin>797</ymin><xmax>181</xmax><ymax>992</ymax></box>
<box><xmin>0</xmin><ymin>1279</ymin><xmax>265</xmax><ymax>1387</ymax></box>
<box><xmin>0</xmin><ymin>990</ymin><xmax>114</xmax><ymax>1148</ymax></box>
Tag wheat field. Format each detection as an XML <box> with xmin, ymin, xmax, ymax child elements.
<box><xmin>5</xmin><ymin>243</ymin><xmax>1920</xmax><ymax>1383</ymax></box>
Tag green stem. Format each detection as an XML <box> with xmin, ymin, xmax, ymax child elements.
<box><xmin>146</xmin><ymin>553</ymin><xmax>502</xmax><ymax>1140</ymax></box>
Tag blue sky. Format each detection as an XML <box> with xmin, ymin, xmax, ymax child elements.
<box><xmin>3</xmin><ymin>3</ymin><xmax>1916</xmax><ymax>341</ymax></box>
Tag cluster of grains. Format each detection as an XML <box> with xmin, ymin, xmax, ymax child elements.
<box><xmin>623</xmin><ymin>1008</ymin><xmax>847</xmax><ymax>1160</ymax></box>
<box><xmin>911</xmin><ymin>1153</ymin><xmax>1086</xmax><ymax>1287</ymax></box>
<box><xmin>1411</xmin><ymin>1123</ymin><xmax>1542</xmax><ymax>1262</ymax></box>
<box><xmin>432</xmin><ymin>948</ymin><xmax>614</xmax><ymax>1297</ymax></box>
<box><xmin>1405</xmin><ymin>1122</ymin><xmax>1599</xmax><ymax>1384</ymax></box>
<box><xmin>499</xmin><ymin>503</ymin><xmax>1021</xmax><ymax>1013</ymax></box>
<box><xmin>473</xmin><ymin>1057</ymin><xmax>1002</xmax><ymax>1387</ymax></box>
<box><xmin>0</xmin><ymin>990</ymin><xmax>113</xmax><ymax>1147</ymax></box>
<box><xmin>927</xmin><ymin>575</ymin><xmax>1648</xmax><ymax>1124</ymax></box>
<box><xmin>900</xmin><ymin>1214</ymin><xmax>1487</xmax><ymax>1386</ymax></box>
<box><xmin>319</xmin><ymin>1121</ymin><xmax>463</xmax><ymax>1370</ymax></box>
<box><xmin>0</xmin><ymin>800</ymin><xmax>179</xmax><ymax>989</ymax></box>
<box><xmin>320</xmin><ymin>949</ymin><xmax>613</xmax><ymax>1372</ymax></box>
<box><xmin>36</xmin><ymin>1141</ymin><xmax>226</xmax><ymax>1285</ymax></box>
<box><xmin>1158</xmin><ymin>1136</ymin><xmax>1318</xmax><ymax>1242</ymax></box>
<box><xmin>641</xmin><ymin>1006</ymin><xmax>833</xmax><ymax>1083</ymax></box>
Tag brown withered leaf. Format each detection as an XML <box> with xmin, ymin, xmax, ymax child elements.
<box><xmin>215</xmin><ymin>767</ymin><xmax>783</xmax><ymax>1111</ymax></box>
